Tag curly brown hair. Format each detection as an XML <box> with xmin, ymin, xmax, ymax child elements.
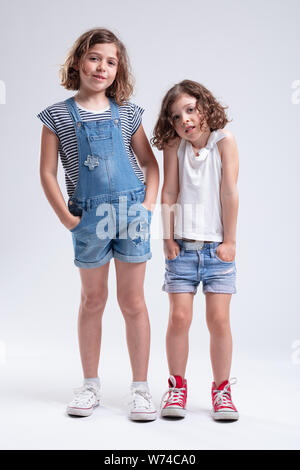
<box><xmin>60</xmin><ymin>28</ymin><xmax>134</xmax><ymax>105</ymax></box>
<box><xmin>151</xmin><ymin>80</ymin><xmax>229</xmax><ymax>150</ymax></box>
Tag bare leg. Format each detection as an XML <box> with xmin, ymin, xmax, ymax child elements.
<box><xmin>114</xmin><ymin>260</ymin><xmax>150</xmax><ymax>381</ymax></box>
<box><xmin>78</xmin><ymin>263</ymin><xmax>110</xmax><ymax>378</ymax></box>
<box><xmin>166</xmin><ymin>293</ymin><xmax>194</xmax><ymax>378</ymax></box>
<box><xmin>205</xmin><ymin>292</ymin><xmax>232</xmax><ymax>387</ymax></box>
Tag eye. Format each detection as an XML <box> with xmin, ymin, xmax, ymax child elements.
<box><xmin>108</xmin><ymin>61</ymin><xmax>117</xmax><ymax>66</ymax></box>
<box><xmin>188</xmin><ymin>107</ymin><xmax>194</xmax><ymax>113</ymax></box>
<box><xmin>90</xmin><ymin>57</ymin><xmax>99</xmax><ymax>61</ymax></box>
<box><xmin>172</xmin><ymin>115</ymin><xmax>179</xmax><ymax>122</ymax></box>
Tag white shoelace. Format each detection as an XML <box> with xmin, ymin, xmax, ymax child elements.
<box><xmin>212</xmin><ymin>377</ymin><xmax>237</xmax><ymax>408</ymax></box>
<box><xmin>71</xmin><ymin>384</ymin><xmax>100</xmax><ymax>407</ymax></box>
<box><xmin>161</xmin><ymin>386</ymin><xmax>185</xmax><ymax>408</ymax></box>
<box><xmin>130</xmin><ymin>389</ymin><xmax>153</xmax><ymax>410</ymax></box>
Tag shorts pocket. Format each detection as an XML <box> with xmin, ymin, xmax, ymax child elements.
<box><xmin>166</xmin><ymin>251</ymin><xmax>180</xmax><ymax>262</ymax></box>
<box><xmin>214</xmin><ymin>249</ymin><xmax>235</xmax><ymax>264</ymax></box>
<box><xmin>70</xmin><ymin>208</ymin><xmax>87</xmax><ymax>233</ymax></box>
<box><xmin>140</xmin><ymin>202</ymin><xmax>153</xmax><ymax>216</ymax></box>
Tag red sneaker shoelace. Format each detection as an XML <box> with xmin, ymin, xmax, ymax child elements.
<box><xmin>162</xmin><ymin>375</ymin><xmax>187</xmax><ymax>409</ymax></box>
<box><xmin>212</xmin><ymin>377</ymin><xmax>237</xmax><ymax>411</ymax></box>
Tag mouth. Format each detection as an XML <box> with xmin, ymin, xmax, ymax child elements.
<box><xmin>184</xmin><ymin>125</ymin><xmax>195</xmax><ymax>134</ymax></box>
<box><xmin>93</xmin><ymin>75</ymin><xmax>107</xmax><ymax>81</ymax></box>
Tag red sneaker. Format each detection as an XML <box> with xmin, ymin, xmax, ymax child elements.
<box><xmin>161</xmin><ymin>375</ymin><xmax>187</xmax><ymax>418</ymax></box>
<box><xmin>211</xmin><ymin>377</ymin><xmax>239</xmax><ymax>421</ymax></box>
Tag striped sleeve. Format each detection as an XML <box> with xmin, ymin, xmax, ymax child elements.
<box><xmin>130</xmin><ymin>102</ymin><xmax>145</xmax><ymax>136</ymax></box>
<box><xmin>37</xmin><ymin>107</ymin><xmax>58</xmax><ymax>136</ymax></box>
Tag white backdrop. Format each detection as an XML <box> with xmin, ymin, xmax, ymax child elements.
<box><xmin>1</xmin><ymin>0</ymin><xmax>300</xmax><ymax>450</ymax></box>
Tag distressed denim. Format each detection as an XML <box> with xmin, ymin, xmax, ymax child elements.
<box><xmin>65</xmin><ymin>97</ymin><xmax>151</xmax><ymax>268</ymax></box>
<box><xmin>163</xmin><ymin>240</ymin><xmax>236</xmax><ymax>294</ymax></box>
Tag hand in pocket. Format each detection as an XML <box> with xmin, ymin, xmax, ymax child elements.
<box><xmin>216</xmin><ymin>242</ymin><xmax>236</xmax><ymax>262</ymax></box>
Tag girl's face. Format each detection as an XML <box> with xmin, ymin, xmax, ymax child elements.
<box><xmin>170</xmin><ymin>93</ymin><xmax>207</xmax><ymax>142</ymax></box>
<box><xmin>77</xmin><ymin>43</ymin><xmax>118</xmax><ymax>93</ymax></box>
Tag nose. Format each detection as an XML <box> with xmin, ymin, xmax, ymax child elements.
<box><xmin>182</xmin><ymin>113</ymin><xmax>190</xmax><ymax>125</ymax></box>
<box><xmin>96</xmin><ymin>60</ymin><xmax>106</xmax><ymax>72</ymax></box>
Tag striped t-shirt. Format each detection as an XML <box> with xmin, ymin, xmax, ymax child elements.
<box><xmin>37</xmin><ymin>99</ymin><xmax>145</xmax><ymax>198</ymax></box>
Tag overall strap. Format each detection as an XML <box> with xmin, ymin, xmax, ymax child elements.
<box><xmin>65</xmin><ymin>97</ymin><xmax>82</xmax><ymax>123</ymax></box>
<box><xmin>109</xmin><ymin>97</ymin><xmax>120</xmax><ymax>121</ymax></box>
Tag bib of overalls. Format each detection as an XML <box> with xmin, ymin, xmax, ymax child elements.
<box><xmin>65</xmin><ymin>96</ymin><xmax>144</xmax><ymax>207</ymax></box>
<box><xmin>63</xmin><ymin>97</ymin><xmax>152</xmax><ymax>264</ymax></box>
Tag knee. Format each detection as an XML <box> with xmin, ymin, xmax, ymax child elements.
<box><xmin>117</xmin><ymin>293</ymin><xmax>145</xmax><ymax>319</ymax></box>
<box><xmin>80</xmin><ymin>287</ymin><xmax>108</xmax><ymax>314</ymax></box>
<box><xmin>206</xmin><ymin>313</ymin><xmax>230</xmax><ymax>334</ymax></box>
<box><xmin>169</xmin><ymin>307</ymin><xmax>192</xmax><ymax>331</ymax></box>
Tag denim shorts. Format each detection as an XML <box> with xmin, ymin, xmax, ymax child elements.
<box><xmin>69</xmin><ymin>188</ymin><xmax>152</xmax><ymax>269</ymax></box>
<box><xmin>163</xmin><ymin>240</ymin><xmax>236</xmax><ymax>294</ymax></box>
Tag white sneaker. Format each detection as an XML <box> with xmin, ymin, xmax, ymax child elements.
<box><xmin>66</xmin><ymin>383</ymin><xmax>101</xmax><ymax>417</ymax></box>
<box><xmin>128</xmin><ymin>387</ymin><xmax>157</xmax><ymax>421</ymax></box>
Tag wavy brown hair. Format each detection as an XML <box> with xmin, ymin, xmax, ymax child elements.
<box><xmin>60</xmin><ymin>28</ymin><xmax>134</xmax><ymax>105</ymax></box>
<box><xmin>151</xmin><ymin>80</ymin><xmax>229</xmax><ymax>150</ymax></box>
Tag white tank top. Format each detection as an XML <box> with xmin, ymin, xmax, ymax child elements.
<box><xmin>174</xmin><ymin>130</ymin><xmax>226</xmax><ymax>242</ymax></box>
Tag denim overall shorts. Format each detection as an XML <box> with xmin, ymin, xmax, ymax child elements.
<box><xmin>65</xmin><ymin>97</ymin><xmax>152</xmax><ymax>269</ymax></box>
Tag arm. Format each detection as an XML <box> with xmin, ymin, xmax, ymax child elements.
<box><xmin>161</xmin><ymin>138</ymin><xmax>181</xmax><ymax>260</ymax></box>
<box><xmin>39</xmin><ymin>125</ymin><xmax>80</xmax><ymax>230</ymax></box>
<box><xmin>131</xmin><ymin>124</ymin><xmax>159</xmax><ymax>211</ymax></box>
<box><xmin>217</xmin><ymin>130</ymin><xmax>239</xmax><ymax>261</ymax></box>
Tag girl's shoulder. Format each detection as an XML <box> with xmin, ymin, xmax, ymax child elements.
<box><xmin>216</xmin><ymin>129</ymin><xmax>238</xmax><ymax>163</ymax></box>
<box><xmin>164</xmin><ymin>136</ymin><xmax>181</xmax><ymax>151</ymax></box>
<box><xmin>218</xmin><ymin>128</ymin><xmax>235</xmax><ymax>139</ymax></box>
<box><xmin>38</xmin><ymin>100</ymin><xmax>69</xmax><ymax>115</ymax></box>
<box><xmin>216</xmin><ymin>128</ymin><xmax>237</xmax><ymax>151</ymax></box>
<box><xmin>118</xmin><ymin>100</ymin><xmax>144</xmax><ymax>117</ymax></box>
<box><xmin>118</xmin><ymin>100</ymin><xmax>145</xmax><ymax>136</ymax></box>
<box><xmin>37</xmin><ymin>100</ymin><xmax>73</xmax><ymax>136</ymax></box>
<box><xmin>37</xmin><ymin>100</ymin><xmax>71</xmax><ymax>123</ymax></box>
<box><xmin>217</xmin><ymin>128</ymin><xmax>236</xmax><ymax>143</ymax></box>
<box><xmin>163</xmin><ymin>137</ymin><xmax>181</xmax><ymax>163</ymax></box>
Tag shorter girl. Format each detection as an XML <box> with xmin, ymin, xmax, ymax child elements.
<box><xmin>152</xmin><ymin>80</ymin><xmax>239</xmax><ymax>420</ymax></box>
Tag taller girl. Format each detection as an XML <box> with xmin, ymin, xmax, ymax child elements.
<box><xmin>152</xmin><ymin>80</ymin><xmax>239</xmax><ymax>421</ymax></box>
<box><xmin>38</xmin><ymin>29</ymin><xmax>159</xmax><ymax>420</ymax></box>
